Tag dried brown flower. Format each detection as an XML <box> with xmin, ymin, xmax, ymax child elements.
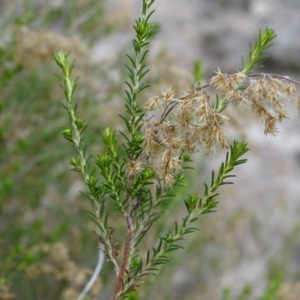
<box><xmin>125</xmin><ymin>160</ymin><xmax>145</xmax><ymax>179</ymax></box>
<box><xmin>141</xmin><ymin>70</ymin><xmax>299</xmax><ymax>187</ymax></box>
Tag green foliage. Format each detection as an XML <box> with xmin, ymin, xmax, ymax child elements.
<box><xmin>240</xmin><ymin>28</ymin><xmax>277</xmax><ymax>74</ymax></box>
<box><xmin>0</xmin><ymin>1</ymin><xmax>124</xmax><ymax>299</ymax></box>
<box><xmin>2</xmin><ymin>1</ymin><xmax>299</xmax><ymax>300</ymax></box>
<box><xmin>55</xmin><ymin>0</ymin><xmax>300</xmax><ymax>297</ymax></box>
<box><xmin>222</xmin><ymin>274</ymin><xmax>283</xmax><ymax>300</ymax></box>
<box><xmin>259</xmin><ymin>274</ymin><xmax>283</xmax><ymax>300</ymax></box>
<box><xmin>55</xmin><ymin>1</ymin><xmax>252</xmax><ymax>299</ymax></box>
<box><xmin>193</xmin><ymin>60</ymin><xmax>205</xmax><ymax>82</ymax></box>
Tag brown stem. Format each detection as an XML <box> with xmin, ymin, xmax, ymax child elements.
<box><xmin>111</xmin><ymin>232</ymin><xmax>133</xmax><ymax>300</ymax></box>
<box><xmin>160</xmin><ymin>101</ymin><xmax>178</xmax><ymax>123</ymax></box>
<box><xmin>248</xmin><ymin>73</ymin><xmax>300</xmax><ymax>86</ymax></box>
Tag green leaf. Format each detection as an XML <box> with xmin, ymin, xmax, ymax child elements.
<box><xmin>240</xmin><ymin>28</ymin><xmax>277</xmax><ymax>74</ymax></box>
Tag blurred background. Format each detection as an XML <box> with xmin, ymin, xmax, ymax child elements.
<box><xmin>1</xmin><ymin>0</ymin><xmax>300</xmax><ymax>299</ymax></box>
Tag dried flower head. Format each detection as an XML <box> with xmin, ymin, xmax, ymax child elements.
<box><xmin>142</xmin><ymin>70</ymin><xmax>299</xmax><ymax>187</ymax></box>
<box><xmin>210</xmin><ymin>71</ymin><xmax>300</xmax><ymax>135</ymax></box>
<box><xmin>125</xmin><ymin>160</ymin><xmax>145</xmax><ymax>179</ymax></box>
<box><xmin>142</xmin><ymin>83</ymin><xmax>230</xmax><ymax>186</ymax></box>
<box><xmin>12</xmin><ymin>26</ymin><xmax>90</xmax><ymax>69</ymax></box>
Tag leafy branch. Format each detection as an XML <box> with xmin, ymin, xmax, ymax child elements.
<box><xmin>240</xmin><ymin>27</ymin><xmax>277</xmax><ymax>74</ymax></box>
<box><xmin>118</xmin><ymin>141</ymin><xmax>249</xmax><ymax>295</ymax></box>
<box><xmin>54</xmin><ymin>51</ymin><xmax>120</xmax><ymax>275</ymax></box>
<box><xmin>210</xmin><ymin>28</ymin><xmax>277</xmax><ymax>114</ymax></box>
<box><xmin>54</xmin><ymin>1</ymin><xmax>299</xmax><ymax>299</ymax></box>
<box><xmin>110</xmin><ymin>1</ymin><xmax>158</xmax><ymax>299</ymax></box>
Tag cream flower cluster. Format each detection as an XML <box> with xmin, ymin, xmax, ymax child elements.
<box><xmin>139</xmin><ymin>70</ymin><xmax>299</xmax><ymax>187</ymax></box>
<box><xmin>210</xmin><ymin>70</ymin><xmax>298</xmax><ymax>135</ymax></box>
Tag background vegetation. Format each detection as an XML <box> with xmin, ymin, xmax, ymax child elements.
<box><xmin>1</xmin><ymin>1</ymin><xmax>300</xmax><ymax>299</ymax></box>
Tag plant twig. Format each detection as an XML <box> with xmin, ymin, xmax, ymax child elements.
<box><xmin>111</xmin><ymin>232</ymin><xmax>133</xmax><ymax>300</ymax></box>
